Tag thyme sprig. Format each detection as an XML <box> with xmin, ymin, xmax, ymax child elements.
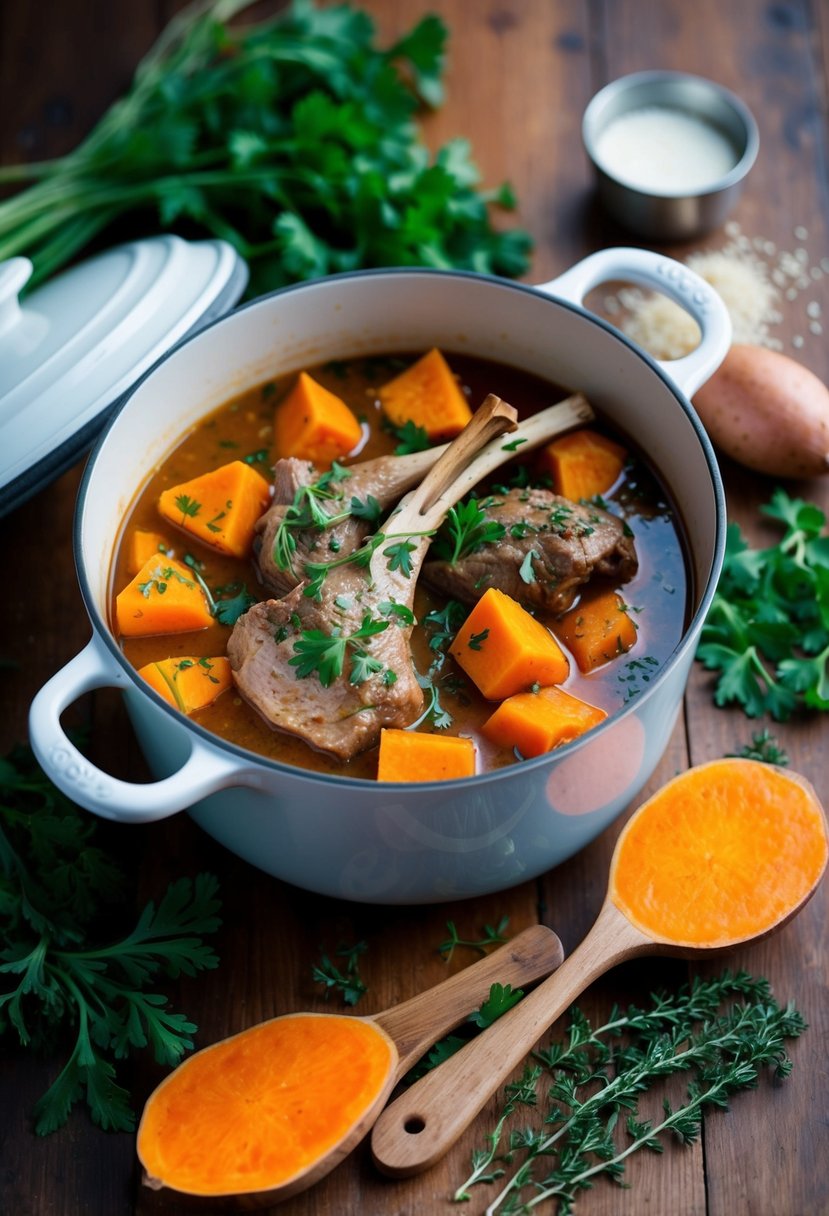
<box><xmin>453</xmin><ymin>971</ymin><xmax>805</xmax><ymax>1214</ymax></box>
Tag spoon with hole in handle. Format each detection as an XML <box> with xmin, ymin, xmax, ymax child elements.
<box><xmin>370</xmin><ymin>759</ymin><xmax>829</xmax><ymax>1177</ymax></box>
<box><xmin>137</xmin><ymin>923</ymin><xmax>563</xmax><ymax>1204</ymax></box>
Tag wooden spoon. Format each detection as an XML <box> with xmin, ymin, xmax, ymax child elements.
<box><xmin>138</xmin><ymin>924</ymin><xmax>564</xmax><ymax>1204</ymax></box>
<box><xmin>371</xmin><ymin>760</ymin><xmax>829</xmax><ymax>1177</ymax></box>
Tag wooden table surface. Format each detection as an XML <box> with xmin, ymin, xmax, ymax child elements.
<box><xmin>2</xmin><ymin>2</ymin><xmax>827</xmax><ymax>1214</ymax></box>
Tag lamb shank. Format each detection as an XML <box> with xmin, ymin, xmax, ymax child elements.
<box><xmin>229</xmin><ymin>396</ymin><xmax>521</xmax><ymax>760</ymax></box>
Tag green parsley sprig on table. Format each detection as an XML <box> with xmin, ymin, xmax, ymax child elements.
<box><xmin>0</xmin><ymin>0</ymin><xmax>532</xmax><ymax>295</ymax></box>
<box><xmin>0</xmin><ymin>744</ymin><xmax>221</xmax><ymax>1135</ymax></box>
<box><xmin>453</xmin><ymin>971</ymin><xmax>805</xmax><ymax>1214</ymax></box>
<box><xmin>697</xmin><ymin>489</ymin><xmax>829</xmax><ymax>720</ymax></box>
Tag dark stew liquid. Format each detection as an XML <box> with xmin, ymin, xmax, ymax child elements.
<box><xmin>111</xmin><ymin>352</ymin><xmax>689</xmax><ymax>779</ymax></box>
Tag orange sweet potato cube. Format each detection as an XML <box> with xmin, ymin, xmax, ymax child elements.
<box><xmin>540</xmin><ymin>428</ymin><xmax>626</xmax><ymax>500</ymax></box>
<box><xmin>483</xmin><ymin>686</ymin><xmax>607</xmax><ymax>758</ymax></box>
<box><xmin>274</xmin><ymin>371</ymin><xmax>363</xmax><ymax>464</ymax></box>
<box><xmin>126</xmin><ymin>529</ymin><xmax>173</xmax><ymax>576</ymax></box>
<box><xmin>377</xmin><ymin>729</ymin><xmax>476</xmax><ymax>782</ymax></box>
<box><xmin>556</xmin><ymin>588</ymin><xmax>638</xmax><ymax>672</ymax></box>
<box><xmin>377</xmin><ymin>348</ymin><xmax>472</xmax><ymax>441</ymax></box>
<box><xmin>115</xmin><ymin>556</ymin><xmax>213</xmax><ymax>638</ymax></box>
<box><xmin>157</xmin><ymin>460</ymin><xmax>270</xmax><ymax>558</ymax></box>
<box><xmin>449</xmin><ymin>587</ymin><xmax>569</xmax><ymax>700</ymax></box>
<box><xmin>138</xmin><ymin>656</ymin><xmax>232</xmax><ymax>714</ymax></box>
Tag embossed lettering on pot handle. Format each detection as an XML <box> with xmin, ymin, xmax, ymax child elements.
<box><xmin>28</xmin><ymin>635</ymin><xmax>247</xmax><ymax>823</ymax></box>
<box><xmin>537</xmin><ymin>247</ymin><xmax>732</xmax><ymax>398</ymax></box>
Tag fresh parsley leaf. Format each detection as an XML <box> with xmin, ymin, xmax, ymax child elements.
<box><xmin>175</xmin><ymin>494</ymin><xmax>201</xmax><ymax>520</ymax></box>
<box><xmin>312</xmin><ymin>941</ymin><xmax>367</xmax><ymax>1006</ymax></box>
<box><xmin>433</xmin><ymin>498</ymin><xmax>506</xmax><ymax>564</ymax></box>
<box><xmin>212</xmin><ymin>585</ymin><xmax>256</xmax><ymax>626</ymax></box>
<box><xmin>468</xmin><ymin>628</ymin><xmax>489</xmax><ymax>650</ymax></box>
<box><xmin>350</xmin><ymin>494</ymin><xmax>382</xmax><ymax>523</ymax></box>
<box><xmin>2</xmin><ymin>3</ymin><xmax>531</xmax><ymax>295</ymax></box>
<box><xmin>0</xmin><ymin>743</ymin><xmax>221</xmax><ymax>1135</ymax></box>
<box><xmin>289</xmin><ymin>615</ymin><xmax>389</xmax><ymax>686</ymax></box>
<box><xmin>388</xmin><ymin>419</ymin><xmax>431</xmax><ymax>455</ymax></box>
<box><xmin>697</xmin><ymin>492</ymin><xmax>829</xmax><ymax>720</ymax></box>
<box><xmin>384</xmin><ymin>538</ymin><xmax>417</xmax><ymax>576</ymax></box>
<box><xmin>469</xmin><ymin>982</ymin><xmax>524</xmax><ymax>1028</ymax></box>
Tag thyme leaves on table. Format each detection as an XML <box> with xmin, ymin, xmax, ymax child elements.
<box><xmin>0</xmin><ymin>744</ymin><xmax>221</xmax><ymax>1135</ymax></box>
<box><xmin>452</xmin><ymin>971</ymin><xmax>806</xmax><ymax>1213</ymax></box>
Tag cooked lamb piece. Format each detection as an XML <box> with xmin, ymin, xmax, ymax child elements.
<box><xmin>254</xmin><ymin>449</ymin><xmax>437</xmax><ymax>597</ymax></box>
<box><xmin>230</xmin><ymin>396</ymin><xmax>519</xmax><ymax>760</ymax></box>
<box><xmin>424</xmin><ymin>489</ymin><xmax>638</xmax><ymax>615</ymax></box>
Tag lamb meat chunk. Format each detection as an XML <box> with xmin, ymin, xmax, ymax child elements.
<box><xmin>255</xmin><ymin>450</ymin><xmax>436</xmax><ymax>598</ymax></box>
<box><xmin>227</xmin><ymin>569</ymin><xmax>424</xmax><ymax>760</ymax></box>
<box><xmin>231</xmin><ymin>396</ymin><xmax>519</xmax><ymax>761</ymax></box>
<box><xmin>423</xmin><ymin>489</ymin><xmax>638</xmax><ymax>615</ymax></box>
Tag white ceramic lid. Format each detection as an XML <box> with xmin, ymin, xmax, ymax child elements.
<box><xmin>0</xmin><ymin>234</ymin><xmax>248</xmax><ymax>516</ymax></box>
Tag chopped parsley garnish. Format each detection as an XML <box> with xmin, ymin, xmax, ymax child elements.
<box><xmin>468</xmin><ymin>628</ymin><xmax>489</xmax><ymax>650</ymax></box>
<box><xmin>174</xmin><ymin>494</ymin><xmax>201</xmax><ymax>521</ymax></box>
<box><xmin>433</xmin><ymin>498</ymin><xmax>506</xmax><ymax>564</ymax></box>
<box><xmin>387</xmin><ymin>419</ymin><xmax>431</xmax><ymax>455</ymax></box>
<box><xmin>289</xmin><ymin>615</ymin><xmax>389</xmax><ymax>686</ymax></box>
<box><xmin>518</xmin><ymin>549</ymin><xmax>538</xmax><ymax>584</ymax></box>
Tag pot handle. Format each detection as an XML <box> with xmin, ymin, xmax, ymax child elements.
<box><xmin>28</xmin><ymin>635</ymin><xmax>246</xmax><ymax>824</ymax></box>
<box><xmin>536</xmin><ymin>247</ymin><xmax>732</xmax><ymax>397</ymax></box>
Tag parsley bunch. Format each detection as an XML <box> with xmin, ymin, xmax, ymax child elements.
<box><xmin>0</xmin><ymin>744</ymin><xmax>221</xmax><ymax>1134</ymax></box>
<box><xmin>0</xmin><ymin>0</ymin><xmax>531</xmax><ymax>294</ymax></box>
<box><xmin>697</xmin><ymin>490</ymin><xmax>829</xmax><ymax>720</ymax></box>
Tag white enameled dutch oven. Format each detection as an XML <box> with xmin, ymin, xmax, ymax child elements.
<box><xmin>29</xmin><ymin>248</ymin><xmax>730</xmax><ymax>904</ymax></box>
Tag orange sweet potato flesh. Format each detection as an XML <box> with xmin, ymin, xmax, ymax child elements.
<box><xmin>274</xmin><ymin>371</ymin><xmax>363</xmax><ymax>464</ymax></box>
<box><xmin>377</xmin><ymin>348</ymin><xmax>473</xmax><ymax>441</ymax></box>
<box><xmin>157</xmin><ymin>460</ymin><xmax>270</xmax><ymax>558</ymax></box>
<box><xmin>540</xmin><ymin>428</ymin><xmax>626</xmax><ymax>500</ymax></box>
<box><xmin>610</xmin><ymin>759</ymin><xmax>829</xmax><ymax>949</ymax></box>
<box><xmin>126</xmin><ymin>529</ymin><xmax>173</xmax><ymax>576</ymax></box>
<box><xmin>377</xmin><ymin>729</ymin><xmax>476</xmax><ymax>781</ymax></box>
<box><xmin>115</xmin><ymin>556</ymin><xmax>213</xmax><ymax>638</ymax></box>
<box><xmin>450</xmin><ymin>587</ymin><xmax>569</xmax><ymax>699</ymax></box>
<box><xmin>556</xmin><ymin>588</ymin><xmax>637</xmax><ymax>672</ymax></box>
<box><xmin>137</xmin><ymin>656</ymin><xmax>232</xmax><ymax>714</ymax></box>
<box><xmin>137</xmin><ymin>1013</ymin><xmax>395</xmax><ymax>1200</ymax></box>
<box><xmin>482</xmin><ymin>685</ymin><xmax>607</xmax><ymax>758</ymax></box>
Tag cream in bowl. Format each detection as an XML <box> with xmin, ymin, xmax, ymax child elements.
<box><xmin>583</xmin><ymin>70</ymin><xmax>759</xmax><ymax>240</ymax></box>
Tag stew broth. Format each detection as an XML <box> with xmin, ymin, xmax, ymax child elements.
<box><xmin>111</xmin><ymin>352</ymin><xmax>689</xmax><ymax>780</ymax></box>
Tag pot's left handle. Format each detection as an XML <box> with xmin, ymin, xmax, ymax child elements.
<box><xmin>537</xmin><ymin>247</ymin><xmax>732</xmax><ymax>397</ymax></box>
<box><xmin>28</xmin><ymin>635</ymin><xmax>245</xmax><ymax>823</ymax></box>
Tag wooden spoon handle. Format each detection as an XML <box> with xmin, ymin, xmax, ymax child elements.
<box><xmin>372</xmin><ymin>924</ymin><xmax>564</xmax><ymax>1077</ymax></box>
<box><xmin>370</xmin><ymin>902</ymin><xmax>654</xmax><ymax>1178</ymax></box>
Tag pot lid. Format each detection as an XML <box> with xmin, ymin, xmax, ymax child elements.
<box><xmin>0</xmin><ymin>234</ymin><xmax>248</xmax><ymax>517</ymax></box>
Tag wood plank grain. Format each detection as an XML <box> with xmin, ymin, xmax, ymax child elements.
<box><xmin>1</xmin><ymin>1</ymin><xmax>827</xmax><ymax>1215</ymax></box>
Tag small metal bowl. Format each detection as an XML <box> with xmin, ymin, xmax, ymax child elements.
<box><xmin>582</xmin><ymin>70</ymin><xmax>759</xmax><ymax>241</ymax></box>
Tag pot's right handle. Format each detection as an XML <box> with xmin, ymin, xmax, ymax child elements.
<box><xmin>538</xmin><ymin>247</ymin><xmax>732</xmax><ymax>398</ymax></box>
<box><xmin>28</xmin><ymin>635</ymin><xmax>248</xmax><ymax>824</ymax></box>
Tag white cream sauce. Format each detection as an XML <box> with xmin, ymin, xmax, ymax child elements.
<box><xmin>595</xmin><ymin>106</ymin><xmax>738</xmax><ymax>194</ymax></box>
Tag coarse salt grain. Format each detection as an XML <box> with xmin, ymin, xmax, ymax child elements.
<box><xmin>604</xmin><ymin>220</ymin><xmax>827</xmax><ymax>358</ymax></box>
